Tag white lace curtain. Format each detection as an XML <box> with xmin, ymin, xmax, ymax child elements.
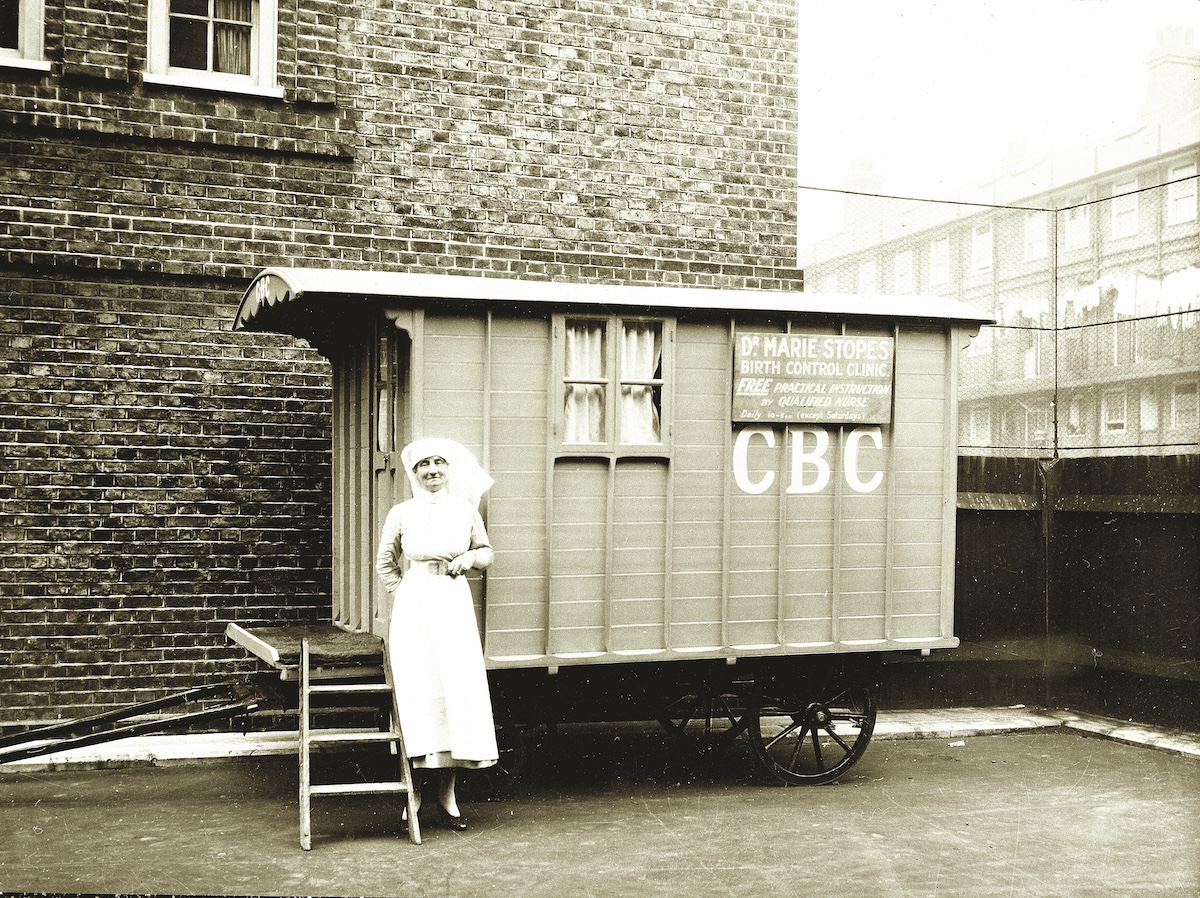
<box><xmin>214</xmin><ymin>0</ymin><xmax>252</xmax><ymax>75</ymax></box>
<box><xmin>563</xmin><ymin>321</ymin><xmax>606</xmax><ymax>443</ymax></box>
<box><xmin>619</xmin><ymin>322</ymin><xmax>662</xmax><ymax>444</ymax></box>
<box><xmin>563</xmin><ymin>320</ymin><xmax>661</xmax><ymax>445</ymax></box>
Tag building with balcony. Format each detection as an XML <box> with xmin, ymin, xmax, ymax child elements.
<box><xmin>803</xmin><ymin>27</ymin><xmax>1200</xmax><ymax>457</ymax></box>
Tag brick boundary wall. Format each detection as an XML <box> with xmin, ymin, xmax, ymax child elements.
<box><xmin>1</xmin><ymin>0</ymin><xmax>802</xmax><ymax>722</ymax></box>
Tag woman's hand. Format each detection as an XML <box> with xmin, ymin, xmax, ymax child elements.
<box><xmin>447</xmin><ymin>551</ymin><xmax>475</xmax><ymax>577</ymax></box>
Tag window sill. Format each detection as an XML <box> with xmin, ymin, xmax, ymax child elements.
<box><xmin>143</xmin><ymin>72</ymin><xmax>285</xmax><ymax>99</ymax></box>
<box><xmin>0</xmin><ymin>57</ymin><xmax>52</xmax><ymax>73</ymax></box>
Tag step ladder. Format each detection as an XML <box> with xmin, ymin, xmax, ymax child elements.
<box><xmin>299</xmin><ymin>637</ymin><xmax>421</xmax><ymax>849</ymax></box>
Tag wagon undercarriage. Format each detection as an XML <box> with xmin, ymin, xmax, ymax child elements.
<box><xmin>487</xmin><ymin>652</ymin><xmax>882</xmax><ymax>792</ymax></box>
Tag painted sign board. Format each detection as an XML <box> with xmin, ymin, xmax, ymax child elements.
<box><xmin>732</xmin><ymin>332</ymin><xmax>895</xmax><ymax>424</ymax></box>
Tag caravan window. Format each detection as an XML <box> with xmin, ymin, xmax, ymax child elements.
<box><xmin>558</xmin><ymin>316</ymin><xmax>671</xmax><ymax>455</ymax></box>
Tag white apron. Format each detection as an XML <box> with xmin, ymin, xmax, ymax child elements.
<box><xmin>388</xmin><ymin>565</ymin><xmax>498</xmax><ymax>768</ymax></box>
<box><xmin>379</xmin><ymin>492</ymin><xmax>498</xmax><ymax>769</ymax></box>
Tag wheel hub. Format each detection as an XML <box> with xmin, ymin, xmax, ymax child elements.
<box><xmin>806</xmin><ymin>702</ymin><xmax>832</xmax><ymax>728</ymax></box>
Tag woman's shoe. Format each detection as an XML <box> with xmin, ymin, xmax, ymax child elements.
<box><xmin>437</xmin><ymin>808</ymin><xmax>468</xmax><ymax>831</ymax></box>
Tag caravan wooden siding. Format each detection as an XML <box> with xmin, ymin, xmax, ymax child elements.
<box><xmin>397</xmin><ymin>310</ymin><xmax>964</xmax><ymax>669</ymax></box>
<box><xmin>475</xmin><ymin>314</ymin><xmax>551</xmax><ymax>660</ymax></box>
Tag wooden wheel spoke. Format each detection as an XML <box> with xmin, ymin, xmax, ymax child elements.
<box><xmin>715</xmin><ymin>696</ymin><xmax>740</xmax><ymax>729</ymax></box>
<box><xmin>823</xmin><ymin>726</ymin><xmax>853</xmax><ymax>755</ymax></box>
<box><xmin>659</xmin><ymin>686</ymin><xmax>748</xmax><ymax>744</ymax></box>
<box><xmin>763</xmin><ymin>715</ymin><xmax>803</xmax><ymax>753</ymax></box>
<box><xmin>677</xmin><ymin>701</ymin><xmax>701</xmax><ymax>730</ymax></box>
<box><xmin>748</xmin><ymin>661</ymin><xmax>879</xmax><ymax>786</ymax></box>
<box><xmin>809</xmin><ymin>725</ymin><xmax>825</xmax><ymax>771</ymax></box>
<box><xmin>788</xmin><ymin>721</ymin><xmax>811</xmax><ymax>770</ymax></box>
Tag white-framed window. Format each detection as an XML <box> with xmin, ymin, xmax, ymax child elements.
<box><xmin>1065</xmin><ymin>396</ymin><xmax>1082</xmax><ymax>435</ymax></box>
<box><xmin>1021</xmin><ymin>327</ymin><xmax>1041</xmax><ymax>379</ymax></box>
<box><xmin>1167</xmin><ymin>162</ymin><xmax>1197</xmax><ymax>226</ymax></box>
<box><xmin>1026</xmin><ymin>406</ymin><xmax>1050</xmax><ymax>446</ymax></box>
<box><xmin>971</xmin><ymin>224</ymin><xmax>992</xmax><ymax>272</ymax></box>
<box><xmin>857</xmin><ymin>258</ymin><xmax>877</xmax><ymax>294</ymax></box>
<box><xmin>893</xmin><ymin>250</ymin><xmax>913</xmax><ymax>294</ymax></box>
<box><xmin>929</xmin><ymin>237</ymin><xmax>950</xmax><ymax>286</ymax></box>
<box><xmin>1101</xmin><ymin>389</ymin><xmax>1127</xmax><ymax>433</ymax></box>
<box><xmin>1065</xmin><ymin>199</ymin><xmax>1090</xmax><ymax>250</ymax></box>
<box><xmin>1140</xmin><ymin>390</ymin><xmax>1159</xmax><ymax>432</ymax></box>
<box><xmin>1172</xmin><ymin>381</ymin><xmax>1199</xmax><ymax>430</ymax></box>
<box><xmin>146</xmin><ymin>0</ymin><xmax>281</xmax><ymax>96</ymax></box>
<box><xmin>1023</xmin><ymin>210</ymin><xmax>1048</xmax><ymax>261</ymax></box>
<box><xmin>556</xmin><ymin>315</ymin><xmax>672</xmax><ymax>454</ymax></box>
<box><xmin>0</xmin><ymin>0</ymin><xmax>47</xmax><ymax>69</ymax></box>
<box><xmin>1111</xmin><ymin>179</ymin><xmax>1139</xmax><ymax>239</ymax></box>
<box><xmin>965</xmin><ymin>404</ymin><xmax>991</xmax><ymax>446</ymax></box>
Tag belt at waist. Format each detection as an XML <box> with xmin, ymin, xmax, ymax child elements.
<box><xmin>414</xmin><ymin>559</ymin><xmax>452</xmax><ymax>577</ymax></box>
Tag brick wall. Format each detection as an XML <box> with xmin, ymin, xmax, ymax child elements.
<box><xmin>2</xmin><ymin>0</ymin><xmax>801</xmax><ymax>286</ymax></box>
<box><xmin>0</xmin><ymin>0</ymin><xmax>801</xmax><ymax>721</ymax></box>
<box><xmin>0</xmin><ymin>279</ymin><xmax>333</xmax><ymax>720</ymax></box>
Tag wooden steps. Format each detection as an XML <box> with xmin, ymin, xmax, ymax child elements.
<box><xmin>299</xmin><ymin>637</ymin><xmax>421</xmax><ymax>849</ymax></box>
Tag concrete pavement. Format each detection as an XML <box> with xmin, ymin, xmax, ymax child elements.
<box><xmin>1</xmin><ymin>708</ymin><xmax>1198</xmax><ymax>897</ymax></box>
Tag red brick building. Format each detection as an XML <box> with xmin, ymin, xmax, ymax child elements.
<box><xmin>0</xmin><ymin>0</ymin><xmax>803</xmax><ymax>720</ymax></box>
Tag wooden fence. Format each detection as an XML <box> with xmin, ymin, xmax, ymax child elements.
<box><xmin>887</xmin><ymin>454</ymin><xmax>1198</xmax><ymax>726</ymax></box>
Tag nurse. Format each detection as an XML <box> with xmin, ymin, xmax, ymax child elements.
<box><xmin>375</xmin><ymin>437</ymin><xmax>497</xmax><ymax>832</ymax></box>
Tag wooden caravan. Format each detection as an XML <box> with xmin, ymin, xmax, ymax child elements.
<box><xmin>233</xmin><ymin>269</ymin><xmax>991</xmax><ymax>786</ymax></box>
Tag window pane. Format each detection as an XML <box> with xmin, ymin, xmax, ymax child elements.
<box><xmin>972</xmin><ymin>225</ymin><xmax>992</xmax><ymax>270</ymax></box>
<box><xmin>930</xmin><ymin>238</ymin><xmax>950</xmax><ymax>285</ymax></box>
<box><xmin>1168</xmin><ymin>165</ymin><xmax>1197</xmax><ymax>225</ymax></box>
<box><xmin>169</xmin><ymin>17</ymin><xmax>209</xmax><ymax>69</ymax></box>
<box><xmin>1024</xmin><ymin>211</ymin><xmax>1047</xmax><ymax>260</ymax></box>
<box><xmin>215</xmin><ymin>0</ymin><xmax>251</xmax><ymax>22</ymax></box>
<box><xmin>564</xmin><ymin>321</ymin><xmax>606</xmax><ymax>443</ymax></box>
<box><xmin>894</xmin><ymin>250</ymin><xmax>912</xmax><ymax>293</ymax></box>
<box><xmin>1101</xmin><ymin>391</ymin><xmax>1126</xmax><ymax>432</ymax></box>
<box><xmin>1111</xmin><ymin>181</ymin><xmax>1138</xmax><ymax>238</ymax></box>
<box><xmin>1066</xmin><ymin>204</ymin><xmax>1089</xmax><ymax>249</ymax></box>
<box><xmin>618</xmin><ymin>321</ymin><xmax>662</xmax><ymax>444</ymax></box>
<box><xmin>0</xmin><ymin>0</ymin><xmax>19</xmax><ymax>50</ymax></box>
<box><xmin>171</xmin><ymin>0</ymin><xmax>210</xmax><ymax>16</ymax></box>
<box><xmin>214</xmin><ymin>21</ymin><xmax>251</xmax><ymax>74</ymax></box>
<box><xmin>1174</xmin><ymin>383</ymin><xmax>1199</xmax><ymax>428</ymax></box>
<box><xmin>376</xmin><ymin>328</ymin><xmax>391</xmax><ymax>453</ymax></box>
<box><xmin>857</xmin><ymin>259</ymin><xmax>876</xmax><ymax>293</ymax></box>
<box><xmin>565</xmin><ymin>321</ymin><xmax>604</xmax><ymax>378</ymax></box>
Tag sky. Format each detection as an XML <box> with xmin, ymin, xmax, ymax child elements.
<box><xmin>795</xmin><ymin>0</ymin><xmax>1200</xmax><ymax>248</ymax></box>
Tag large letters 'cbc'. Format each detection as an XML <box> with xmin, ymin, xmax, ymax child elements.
<box><xmin>733</xmin><ymin>426</ymin><xmax>884</xmax><ymax>495</ymax></box>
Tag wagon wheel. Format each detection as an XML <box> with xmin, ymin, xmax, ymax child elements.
<box><xmin>747</xmin><ymin>658</ymin><xmax>878</xmax><ymax>785</ymax></box>
<box><xmin>657</xmin><ymin>683</ymin><xmax>750</xmax><ymax>746</ymax></box>
<box><xmin>456</xmin><ymin>702</ymin><xmax>529</xmax><ymax>802</ymax></box>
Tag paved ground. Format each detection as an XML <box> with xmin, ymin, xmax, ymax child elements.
<box><xmin>1</xmin><ymin>708</ymin><xmax>1198</xmax><ymax>897</ymax></box>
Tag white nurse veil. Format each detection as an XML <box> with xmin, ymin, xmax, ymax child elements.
<box><xmin>400</xmin><ymin>437</ymin><xmax>494</xmax><ymax>509</ymax></box>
